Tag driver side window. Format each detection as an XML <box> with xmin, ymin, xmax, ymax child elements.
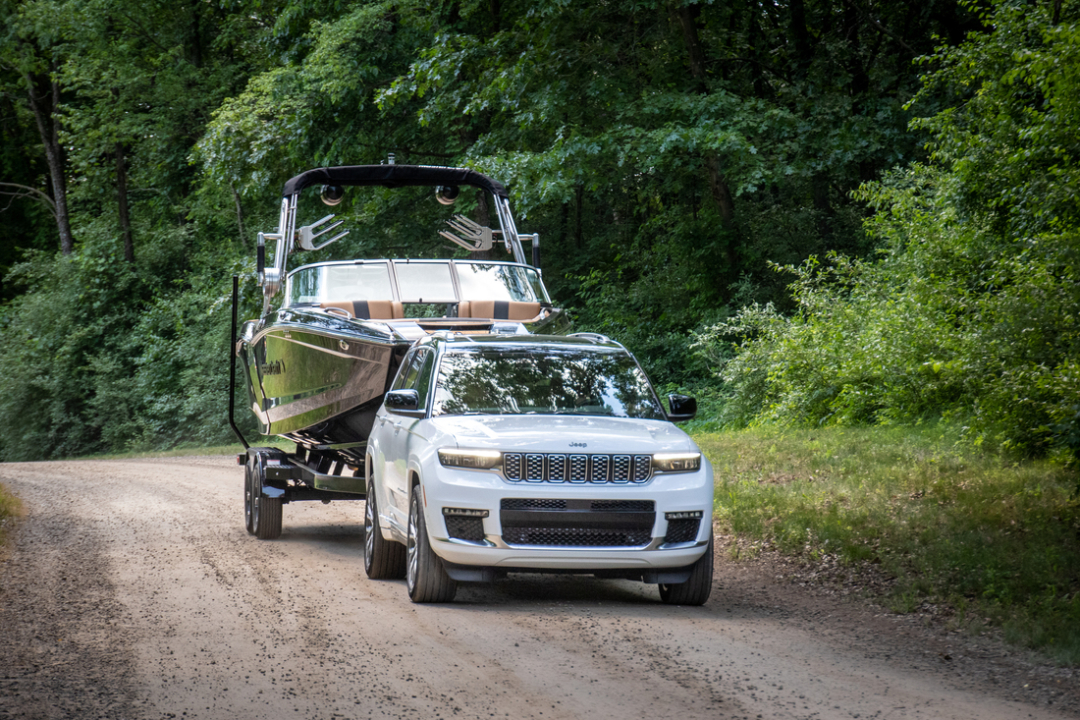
<box><xmin>390</xmin><ymin>348</ymin><xmax>434</xmax><ymax>411</ymax></box>
<box><xmin>391</xmin><ymin>350</ymin><xmax>422</xmax><ymax>392</ymax></box>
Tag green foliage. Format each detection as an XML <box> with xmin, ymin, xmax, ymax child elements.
<box><xmin>197</xmin><ymin>0</ymin><xmax>960</xmax><ymax>384</ymax></box>
<box><xmin>700</xmin><ymin>424</ymin><xmax>1080</xmax><ymax>663</ymax></box>
<box><xmin>0</xmin><ymin>231</ymin><xmax>259</xmax><ymax>461</ymax></box>
<box><xmin>707</xmin><ymin>1</ymin><xmax>1080</xmax><ymax>463</ymax></box>
<box><xmin>0</xmin><ymin>0</ymin><xmax>978</xmax><ymax>456</ymax></box>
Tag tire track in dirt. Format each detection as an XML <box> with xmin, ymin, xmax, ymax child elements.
<box><xmin>0</xmin><ymin>455</ymin><xmax>1076</xmax><ymax>720</ymax></box>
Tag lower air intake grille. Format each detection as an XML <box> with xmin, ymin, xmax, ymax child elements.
<box><xmin>501</xmin><ymin>498</ymin><xmax>569</xmax><ymax>511</ymax></box>
<box><xmin>502</xmin><ymin>527</ymin><xmax>652</xmax><ymax>547</ymax></box>
<box><xmin>445</xmin><ymin>516</ymin><xmax>485</xmax><ymax>542</ymax></box>
<box><xmin>664</xmin><ymin>518</ymin><xmax>701</xmax><ymax>544</ymax></box>
<box><xmin>590</xmin><ymin>499</ymin><xmax>654</xmax><ymax>512</ymax></box>
<box><xmin>499</xmin><ymin>499</ymin><xmax>656</xmax><ymax>547</ymax></box>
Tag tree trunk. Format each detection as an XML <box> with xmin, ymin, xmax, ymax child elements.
<box><xmin>674</xmin><ymin>4</ymin><xmax>707</xmax><ymax>89</ymax></box>
<box><xmin>23</xmin><ymin>68</ymin><xmax>73</xmax><ymax>255</ymax></box>
<box><xmin>789</xmin><ymin>0</ymin><xmax>814</xmax><ymax>78</ymax></box>
<box><xmin>673</xmin><ymin>3</ymin><xmax>736</xmax><ymax>230</ymax></box>
<box><xmin>116</xmin><ymin>143</ymin><xmax>134</xmax><ymax>263</ymax></box>
<box><xmin>188</xmin><ymin>0</ymin><xmax>202</xmax><ymax>68</ymax></box>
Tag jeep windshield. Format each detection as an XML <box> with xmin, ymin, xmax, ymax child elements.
<box><xmin>431</xmin><ymin>345</ymin><xmax>665</xmax><ymax>419</ymax></box>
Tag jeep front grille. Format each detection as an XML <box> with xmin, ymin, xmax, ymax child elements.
<box><xmin>503</xmin><ymin>453</ymin><xmax>652</xmax><ymax>484</ymax></box>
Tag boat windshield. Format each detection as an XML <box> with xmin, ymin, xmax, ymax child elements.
<box><xmin>286</xmin><ymin>262</ymin><xmax>393</xmax><ymax>305</ymax></box>
<box><xmin>454</xmin><ymin>263</ymin><xmax>544</xmax><ymax>303</ymax></box>
<box><xmin>285</xmin><ymin>260</ymin><xmax>547</xmax><ymax>307</ymax></box>
<box><xmin>394</xmin><ymin>262</ymin><xmax>457</xmax><ymax>303</ymax></box>
<box><xmin>431</xmin><ymin>345</ymin><xmax>664</xmax><ymax>419</ymax></box>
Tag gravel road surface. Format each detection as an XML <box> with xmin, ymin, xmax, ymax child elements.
<box><xmin>0</xmin><ymin>455</ymin><xmax>1076</xmax><ymax>720</ymax></box>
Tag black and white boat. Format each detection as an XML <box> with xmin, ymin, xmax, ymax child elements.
<box><xmin>228</xmin><ymin>164</ymin><xmax>568</xmax><ymax>536</ymax></box>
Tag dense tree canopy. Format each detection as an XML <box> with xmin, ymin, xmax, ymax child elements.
<box><xmin>700</xmin><ymin>0</ymin><xmax>1080</xmax><ymax>461</ymax></box>
<box><xmin>3</xmin><ymin>0</ymin><xmax>1075</xmax><ymax>464</ymax></box>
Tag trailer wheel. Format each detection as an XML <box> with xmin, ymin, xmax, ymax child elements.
<box><xmin>364</xmin><ymin>484</ymin><xmax>406</xmax><ymax>579</ymax></box>
<box><xmin>244</xmin><ymin>457</ymin><xmax>256</xmax><ymax>535</ymax></box>
<box><xmin>659</xmin><ymin>531</ymin><xmax>714</xmax><ymax>606</ymax></box>
<box><xmin>251</xmin><ymin>456</ymin><xmax>283</xmax><ymax>540</ymax></box>
<box><xmin>406</xmin><ymin>484</ymin><xmax>456</xmax><ymax>603</ymax></box>
<box><xmin>255</xmin><ymin>494</ymin><xmax>283</xmax><ymax>540</ymax></box>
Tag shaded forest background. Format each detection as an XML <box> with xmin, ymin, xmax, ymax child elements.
<box><xmin>0</xmin><ymin>0</ymin><xmax>1077</xmax><ymax>465</ymax></box>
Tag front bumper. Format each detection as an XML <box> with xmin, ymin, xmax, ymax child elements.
<box><xmin>420</xmin><ymin>459</ymin><xmax>714</xmax><ymax>571</ymax></box>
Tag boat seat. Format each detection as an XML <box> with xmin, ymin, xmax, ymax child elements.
<box><xmin>320</xmin><ymin>300</ymin><xmax>404</xmax><ymax>320</ymax></box>
<box><xmin>458</xmin><ymin>300</ymin><xmax>543</xmax><ymax>322</ymax></box>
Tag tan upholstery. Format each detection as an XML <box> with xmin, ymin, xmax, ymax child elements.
<box><xmin>320</xmin><ymin>300</ymin><xmax>403</xmax><ymax>319</ymax></box>
<box><xmin>460</xmin><ymin>300</ymin><xmax>542</xmax><ymax>321</ymax></box>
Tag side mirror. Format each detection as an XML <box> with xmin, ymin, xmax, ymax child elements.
<box><xmin>385</xmin><ymin>389</ymin><xmax>421</xmax><ymax>415</ymax></box>
<box><xmin>667</xmin><ymin>394</ymin><xmax>697</xmax><ymax>423</ymax></box>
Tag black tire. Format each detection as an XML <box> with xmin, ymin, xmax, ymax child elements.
<box><xmin>364</xmin><ymin>481</ymin><xmax>406</xmax><ymax>579</ymax></box>
<box><xmin>250</xmin><ymin>456</ymin><xmax>283</xmax><ymax>540</ymax></box>
<box><xmin>255</xmin><ymin>494</ymin><xmax>283</xmax><ymax>540</ymax></box>
<box><xmin>659</xmin><ymin>530</ymin><xmax>714</xmax><ymax>606</ymax></box>
<box><xmin>406</xmin><ymin>484</ymin><xmax>457</xmax><ymax>603</ymax></box>
<box><xmin>244</xmin><ymin>457</ymin><xmax>256</xmax><ymax>536</ymax></box>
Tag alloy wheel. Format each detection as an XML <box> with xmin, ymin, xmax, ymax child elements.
<box><xmin>406</xmin><ymin>495</ymin><xmax>419</xmax><ymax>594</ymax></box>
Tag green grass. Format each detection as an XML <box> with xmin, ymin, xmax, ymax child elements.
<box><xmin>696</xmin><ymin>424</ymin><xmax>1080</xmax><ymax>665</ymax></box>
<box><xmin>0</xmin><ymin>482</ymin><xmax>23</xmax><ymax>556</ymax></box>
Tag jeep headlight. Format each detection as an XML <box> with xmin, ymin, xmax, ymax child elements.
<box><xmin>652</xmin><ymin>452</ymin><xmax>701</xmax><ymax>473</ymax></box>
<box><xmin>438</xmin><ymin>448</ymin><xmax>502</xmax><ymax>470</ymax></box>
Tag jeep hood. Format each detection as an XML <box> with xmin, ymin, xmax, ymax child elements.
<box><xmin>430</xmin><ymin>415</ymin><xmax>696</xmax><ymax>454</ymax></box>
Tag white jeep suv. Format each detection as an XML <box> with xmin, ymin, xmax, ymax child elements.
<box><xmin>364</xmin><ymin>333</ymin><xmax>714</xmax><ymax>604</ymax></box>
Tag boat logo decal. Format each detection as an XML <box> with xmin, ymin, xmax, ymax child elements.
<box><xmin>261</xmin><ymin>359</ymin><xmax>287</xmax><ymax>376</ymax></box>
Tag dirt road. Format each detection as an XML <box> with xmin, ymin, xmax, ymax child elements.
<box><xmin>0</xmin><ymin>456</ymin><xmax>1076</xmax><ymax>720</ymax></box>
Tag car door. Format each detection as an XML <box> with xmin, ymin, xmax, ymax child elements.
<box><xmin>381</xmin><ymin>348</ymin><xmax>434</xmax><ymax>532</ymax></box>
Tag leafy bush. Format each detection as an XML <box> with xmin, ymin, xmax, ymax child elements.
<box><xmin>0</xmin><ymin>228</ymin><xmax>259</xmax><ymax>461</ymax></box>
<box><xmin>701</xmin><ymin>2</ymin><xmax>1080</xmax><ymax>464</ymax></box>
<box><xmin>700</xmin><ymin>425</ymin><xmax>1080</xmax><ymax>663</ymax></box>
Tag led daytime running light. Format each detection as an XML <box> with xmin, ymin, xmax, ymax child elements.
<box><xmin>652</xmin><ymin>452</ymin><xmax>701</xmax><ymax>473</ymax></box>
<box><xmin>442</xmin><ymin>507</ymin><xmax>490</xmax><ymax>517</ymax></box>
<box><xmin>438</xmin><ymin>448</ymin><xmax>502</xmax><ymax>470</ymax></box>
<box><xmin>665</xmin><ymin>510</ymin><xmax>703</xmax><ymax>520</ymax></box>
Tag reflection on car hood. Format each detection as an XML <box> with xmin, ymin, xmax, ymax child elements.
<box><xmin>431</xmin><ymin>415</ymin><xmax>695</xmax><ymax>454</ymax></box>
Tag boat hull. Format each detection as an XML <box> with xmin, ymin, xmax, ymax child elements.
<box><xmin>240</xmin><ymin>308</ymin><xmax>411</xmax><ymax>465</ymax></box>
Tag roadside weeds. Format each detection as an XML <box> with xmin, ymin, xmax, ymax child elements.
<box><xmin>0</xmin><ymin>481</ymin><xmax>24</xmax><ymax>563</ymax></box>
<box><xmin>697</xmin><ymin>424</ymin><xmax>1080</xmax><ymax>665</ymax></box>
